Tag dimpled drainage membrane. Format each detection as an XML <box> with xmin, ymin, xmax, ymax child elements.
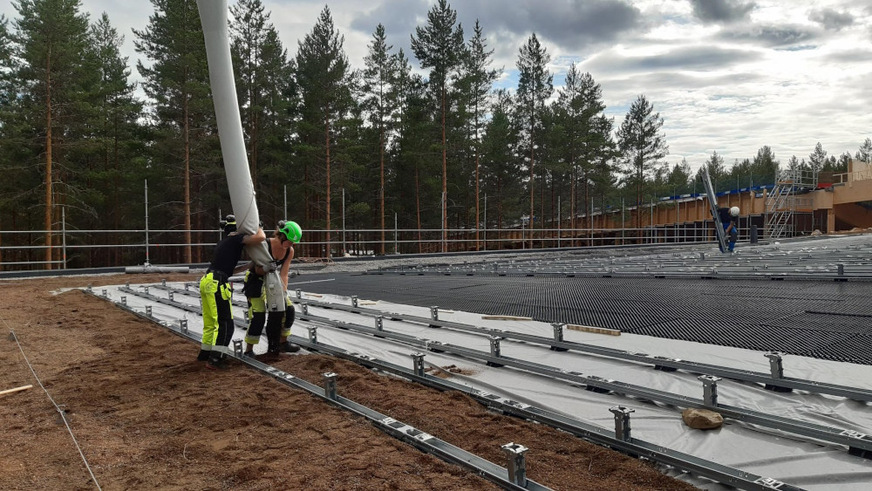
<box><xmin>299</xmin><ymin>273</ymin><xmax>872</xmax><ymax>365</ymax></box>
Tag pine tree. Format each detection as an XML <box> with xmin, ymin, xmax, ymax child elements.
<box><xmin>230</xmin><ymin>0</ymin><xmax>293</xmax><ymax>220</ymax></box>
<box><xmin>411</xmin><ymin>0</ymin><xmax>464</xmax><ymax>251</ymax></box>
<box><xmin>10</xmin><ymin>0</ymin><xmax>92</xmax><ymax>268</ymax></box>
<box><xmin>294</xmin><ymin>6</ymin><xmax>352</xmax><ymax>258</ymax></box>
<box><xmin>555</xmin><ymin>65</ymin><xmax>613</xmax><ymax>238</ymax></box>
<box><xmin>752</xmin><ymin>146</ymin><xmax>778</xmax><ymax>185</ymax></box>
<box><xmin>455</xmin><ymin>20</ymin><xmax>498</xmax><ymax>250</ymax></box>
<box><xmin>389</xmin><ymin>61</ymin><xmax>435</xmax><ymax>253</ymax></box>
<box><xmin>134</xmin><ymin>0</ymin><xmax>214</xmax><ymax>263</ymax></box>
<box><xmin>702</xmin><ymin>151</ymin><xmax>726</xmax><ymax>192</ymax></box>
<box><xmin>668</xmin><ymin>160</ymin><xmax>693</xmax><ymax>193</ymax></box>
<box><xmin>857</xmin><ymin>138</ymin><xmax>872</xmax><ymax>163</ymax></box>
<box><xmin>361</xmin><ymin>24</ymin><xmax>402</xmax><ymax>255</ymax></box>
<box><xmin>480</xmin><ymin>89</ymin><xmax>521</xmax><ymax>238</ymax></box>
<box><xmin>0</xmin><ymin>14</ymin><xmax>17</xmax><ymax>264</ymax></box>
<box><xmin>515</xmin><ymin>33</ymin><xmax>552</xmax><ymax>247</ymax></box>
<box><xmin>808</xmin><ymin>142</ymin><xmax>827</xmax><ymax>178</ymax></box>
<box><xmin>84</xmin><ymin>13</ymin><xmax>144</xmax><ymax>265</ymax></box>
<box><xmin>616</xmin><ymin>94</ymin><xmax>668</xmax><ymax>229</ymax></box>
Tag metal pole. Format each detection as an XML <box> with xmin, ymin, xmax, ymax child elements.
<box><xmin>342</xmin><ymin>187</ymin><xmax>346</xmax><ymax>256</ymax></box>
<box><xmin>521</xmin><ymin>218</ymin><xmax>525</xmax><ymax>249</ymax></box>
<box><xmin>394</xmin><ymin>213</ymin><xmax>398</xmax><ymax>254</ymax></box>
<box><xmin>557</xmin><ymin>196</ymin><xmax>561</xmax><ymax>249</ymax></box>
<box><xmin>650</xmin><ymin>198</ymin><xmax>654</xmax><ymax>244</ymax></box>
<box><xmin>483</xmin><ymin>194</ymin><xmax>487</xmax><ymax>251</ymax></box>
<box><xmin>61</xmin><ymin>207</ymin><xmax>67</xmax><ymax>269</ymax></box>
<box><xmin>145</xmin><ymin>179</ymin><xmax>150</xmax><ymax>266</ymax></box>
<box><xmin>621</xmin><ymin>197</ymin><xmax>625</xmax><ymax>244</ymax></box>
<box><xmin>283</xmin><ymin>185</ymin><xmax>287</xmax><ymax>220</ymax></box>
<box><xmin>441</xmin><ymin>191</ymin><xmax>446</xmax><ymax>253</ymax></box>
<box><xmin>590</xmin><ymin>197</ymin><xmax>594</xmax><ymax>243</ymax></box>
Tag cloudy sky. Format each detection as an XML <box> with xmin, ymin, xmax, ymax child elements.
<box><xmin>4</xmin><ymin>0</ymin><xmax>871</xmax><ymax>171</ymax></box>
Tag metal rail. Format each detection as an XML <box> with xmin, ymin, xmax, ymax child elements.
<box><xmin>132</xmin><ymin>282</ymin><xmax>872</xmax><ymax>456</ymax></box>
<box><xmin>293</xmin><ymin>294</ymin><xmax>872</xmax><ymax>402</ymax></box>
<box><xmin>87</xmin><ymin>287</ymin><xmax>551</xmax><ymax>491</ymax></box>
<box><xmin>293</xmin><ymin>318</ymin><xmax>804</xmax><ymax>491</ymax></box>
<box><xmin>87</xmin><ymin>285</ymin><xmax>804</xmax><ymax>491</ymax></box>
<box><xmin>279</xmin><ymin>300</ymin><xmax>872</xmax><ymax>456</ymax></box>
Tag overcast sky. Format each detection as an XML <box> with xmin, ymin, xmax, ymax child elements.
<box><xmin>4</xmin><ymin>0</ymin><xmax>871</xmax><ymax>172</ymax></box>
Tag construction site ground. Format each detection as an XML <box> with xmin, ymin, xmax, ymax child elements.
<box><xmin>0</xmin><ymin>273</ymin><xmax>695</xmax><ymax>490</ymax></box>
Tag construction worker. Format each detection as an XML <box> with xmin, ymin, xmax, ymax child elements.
<box><xmin>198</xmin><ymin>222</ymin><xmax>266</xmax><ymax>369</ymax></box>
<box><xmin>218</xmin><ymin>214</ymin><xmax>237</xmax><ymax>237</ymax></box>
<box><xmin>717</xmin><ymin>206</ymin><xmax>740</xmax><ymax>252</ymax></box>
<box><xmin>242</xmin><ymin>220</ymin><xmax>303</xmax><ymax>357</ymax></box>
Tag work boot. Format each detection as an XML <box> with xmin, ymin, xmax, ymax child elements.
<box><xmin>206</xmin><ymin>354</ymin><xmax>228</xmax><ymax>370</ymax></box>
<box><xmin>243</xmin><ymin>351</ymin><xmax>257</xmax><ymax>360</ymax></box>
<box><xmin>277</xmin><ymin>341</ymin><xmax>300</xmax><ymax>353</ymax></box>
<box><xmin>197</xmin><ymin>349</ymin><xmax>210</xmax><ymax>362</ymax></box>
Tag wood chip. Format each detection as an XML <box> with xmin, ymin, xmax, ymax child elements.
<box><xmin>565</xmin><ymin>324</ymin><xmax>621</xmax><ymax>336</ymax></box>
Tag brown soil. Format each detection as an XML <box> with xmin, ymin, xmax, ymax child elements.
<box><xmin>0</xmin><ymin>273</ymin><xmax>697</xmax><ymax>490</ymax></box>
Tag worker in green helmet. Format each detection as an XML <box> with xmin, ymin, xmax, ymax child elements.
<box><xmin>242</xmin><ymin>220</ymin><xmax>303</xmax><ymax>357</ymax></box>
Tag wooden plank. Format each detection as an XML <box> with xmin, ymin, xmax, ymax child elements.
<box><xmin>0</xmin><ymin>384</ymin><xmax>33</xmax><ymax>397</ymax></box>
<box><xmin>565</xmin><ymin>324</ymin><xmax>621</xmax><ymax>336</ymax></box>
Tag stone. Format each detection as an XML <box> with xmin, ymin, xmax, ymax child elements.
<box><xmin>682</xmin><ymin>408</ymin><xmax>724</xmax><ymax>430</ymax></box>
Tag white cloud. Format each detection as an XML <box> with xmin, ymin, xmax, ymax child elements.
<box><xmin>1</xmin><ymin>0</ymin><xmax>869</xmax><ymax>172</ymax></box>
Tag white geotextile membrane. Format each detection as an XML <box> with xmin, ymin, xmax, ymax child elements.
<box><xmin>94</xmin><ymin>280</ymin><xmax>872</xmax><ymax>490</ymax></box>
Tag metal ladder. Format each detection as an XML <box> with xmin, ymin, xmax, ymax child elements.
<box><xmin>765</xmin><ymin>168</ymin><xmax>818</xmax><ymax>240</ymax></box>
<box><xmin>701</xmin><ymin>165</ymin><xmax>728</xmax><ymax>253</ymax></box>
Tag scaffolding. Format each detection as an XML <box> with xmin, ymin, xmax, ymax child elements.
<box><xmin>765</xmin><ymin>168</ymin><xmax>817</xmax><ymax>239</ymax></box>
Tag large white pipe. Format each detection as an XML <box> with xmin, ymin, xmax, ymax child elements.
<box><xmin>196</xmin><ymin>0</ymin><xmax>284</xmax><ymax>311</ymax></box>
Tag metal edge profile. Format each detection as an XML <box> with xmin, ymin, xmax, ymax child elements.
<box><xmin>82</xmin><ymin>288</ymin><xmax>551</xmax><ymax>491</ymax></box>
<box><xmin>135</xmin><ymin>283</ymin><xmax>872</xmax><ymax>456</ymax></box>
<box><xmin>285</xmin><ymin>330</ymin><xmax>806</xmax><ymax>491</ymax></box>
<box><xmin>292</xmin><ymin>295</ymin><xmax>872</xmax><ymax>402</ymax></box>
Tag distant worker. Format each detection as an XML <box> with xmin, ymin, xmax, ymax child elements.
<box><xmin>717</xmin><ymin>206</ymin><xmax>739</xmax><ymax>253</ymax></box>
<box><xmin>242</xmin><ymin>220</ymin><xmax>303</xmax><ymax>357</ymax></box>
<box><xmin>198</xmin><ymin>221</ymin><xmax>266</xmax><ymax>369</ymax></box>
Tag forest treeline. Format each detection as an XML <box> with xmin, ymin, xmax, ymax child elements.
<box><xmin>1</xmin><ymin>0</ymin><xmax>871</xmax><ymax>266</ymax></box>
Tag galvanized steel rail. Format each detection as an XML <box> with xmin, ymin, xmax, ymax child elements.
<box><xmin>86</xmin><ymin>287</ymin><xmax>551</xmax><ymax>491</ymax></box>
<box><xmin>142</xmin><ymin>282</ymin><xmax>872</xmax><ymax>457</ymax></box>
<box><xmin>293</xmin><ymin>294</ymin><xmax>872</xmax><ymax>403</ymax></box>
<box><xmin>88</xmin><ymin>285</ymin><xmax>805</xmax><ymax>491</ymax></box>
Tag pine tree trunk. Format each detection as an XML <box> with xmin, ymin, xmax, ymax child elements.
<box><xmin>183</xmin><ymin>88</ymin><xmax>192</xmax><ymax>264</ymax></box>
<box><xmin>44</xmin><ymin>45</ymin><xmax>53</xmax><ymax>270</ymax></box>
<box><xmin>325</xmin><ymin>111</ymin><xmax>331</xmax><ymax>259</ymax></box>
<box><xmin>529</xmin><ymin>103</ymin><xmax>535</xmax><ymax>249</ymax></box>
<box><xmin>571</xmin><ymin>162</ymin><xmax>577</xmax><ymax>247</ymax></box>
<box><xmin>441</xmin><ymin>84</ymin><xmax>447</xmax><ymax>252</ymax></box>
<box><xmin>379</xmin><ymin>125</ymin><xmax>385</xmax><ymax>255</ymax></box>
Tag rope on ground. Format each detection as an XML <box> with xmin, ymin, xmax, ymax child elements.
<box><xmin>1</xmin><ymin>317</ymin><xmax>102</xmax><ymax>491</ymax></box>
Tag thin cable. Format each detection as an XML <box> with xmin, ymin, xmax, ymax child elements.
<box><xmin>5</xmin><ymin>324</ymin><xmax>102</xmax><ymax>491</ymax></box>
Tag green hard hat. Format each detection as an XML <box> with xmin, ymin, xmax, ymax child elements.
<box><xmin>278</xmin><ymin>220</ymin><xmax>302</xmax><ymax>243</ymax></box>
